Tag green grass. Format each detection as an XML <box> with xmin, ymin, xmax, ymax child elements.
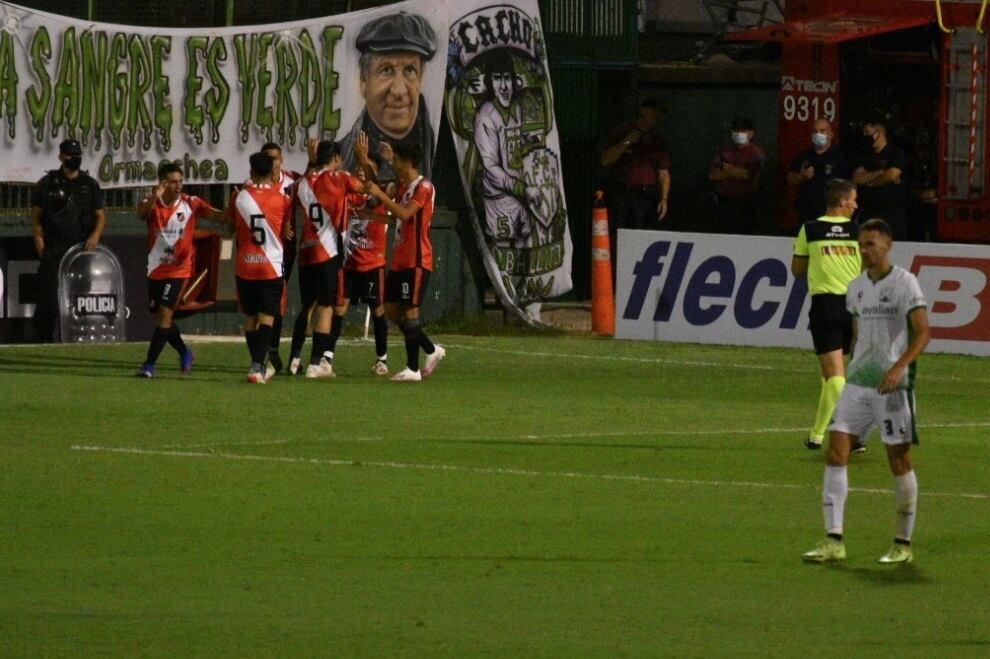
<box><xmin>1</xmin><ymin>335</ymin><xmax>988</xmax><ymax>657</ymax></box>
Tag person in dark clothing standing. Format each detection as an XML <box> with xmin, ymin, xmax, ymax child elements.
<box><xmin>29</xmin><ymin>139</ymin><xmax>106</xmax><ymax>342</ymax></box>
<box><xmin>787</xmin><ymin>119</ymin><xmax>851</xmax><ymax>225</ymax></box>
<box><xmin>601</xmin><ymin>97</ymin><xmax>671</xmax><ymax>230</ymax></box>
<box><xmin>708</xmin><ymin>117</ymin><xmax>766</xmax><ymax>234</ymax></box>
<box><xmin>853</xmin><ymin>117</ymin><xmax>908</xmax><ymax>240</ymax></box>
<box><xmin>601</xmin><ymin>97</ymin><xmax>671</xmax><ymax>280</ymax></box>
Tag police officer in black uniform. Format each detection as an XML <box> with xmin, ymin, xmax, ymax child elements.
<box><xmin>30</xmin><ymin>139</ymin><xmax>106</xmax><ymax>342</ymax></box>
<box><xmin>853</xmin><ymin>116</ymin><xmax>908</xmax><ymax>240</ymax></box>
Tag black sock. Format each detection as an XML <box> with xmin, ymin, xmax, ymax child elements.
<box><xmin>827</xmin><ymin>533</ymin><xmax>843</xmax><ymax>542</ymax></box>
<box><xmin>406</xmin><ymin>322</ymin><xmax>434</xmax><ymax>355</ymax></box>
<box><xmin>245</xmin><ymin>329</ymin><xmax>258</xmax><ymax>361</ymax></box>
<box><xmin>290</xmin><ymin>309</ymin><xmax>308</xmax><ymax>360</ymax></box>
<box><xmin>403</xmin><ymin>329</ymin><xmax>420</xmax><ymax>371</ymax></box>
<box><xmin>328</xmin><ymin>313</ymin><xmax>345</xmax><ymax>352</ymax></box>
<box><xmin>419</xmin><ymin>328</ymin><xmax>435</xmax><ymax>355</ymax></box>
<box><xmin>145</xmin><ymin>326</ymin><xmax>170</xmax><ymax>366</ymax></box>
<box><xmin>270</xmin><ymin>314</ymin><xmax>283</xmax><ymax>351</ymax></box>
<box><xmin>253</xmin><ymin>325</ymin><xmax>274</xmax><ymax>365</ymax></box>
<box><xmin>894</xmin><ymin>538</ymin><xmax>911</xmax><ymax>546</ymax></box>
<box><xmin>372</xmin><ymin>314</ymin><xmax>388</xmax><ymax>360</ymax></box>
<box><xmin>311</xmin><ymin>332</ymin><xmax>330</xmax><ymax>365</ymax></box>
<box><xmin>167</xmin><ymin>325</ymin><xmax>187</xmax><ymax>356</ymax></box>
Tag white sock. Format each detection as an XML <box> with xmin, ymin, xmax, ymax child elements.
<box><xmin>823</xmin><ymin>465</ymin><xmax>848</xmax><ymax>535</ymax></box>
<box><xmin>894</xmin><ymin>471</ymin><xmax>918</xmax><ymax>542</ymax></box>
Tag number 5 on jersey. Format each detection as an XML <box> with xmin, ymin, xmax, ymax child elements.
<box><xmin>250</xmin><ymin>213</ymin><xmax>266</xmax><ymax>245</ymax></box>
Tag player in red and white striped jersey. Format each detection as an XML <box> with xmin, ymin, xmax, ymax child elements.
<box><xmin>258</xmin><ymin>142</ymin><xmax>305</xmax><ymax>374</ymax></box>
<box><xmin>229</xmin><ymin>152</ymin><xmax>294</xmax><ymax>383</ymax></box>
<box><xmin>135</xmin><ymin>162</ymin><xmax>223</xmax><ymax>378</ymax></box>
<box><xmin>291</xmin><ymin>140</ymin><xmax>367</xmax><ymax>378</ymax></box>
<box><xmin>355</xmin><ymin>143</ymin><xmax>444</xmax><ymax>382</ymax></box>
<box><xmin>325</xmin><ymin>131</ymin><xmax>392</xmax><ymax>375</ymax></box>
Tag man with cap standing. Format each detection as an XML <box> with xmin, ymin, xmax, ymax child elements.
<box><xmin>339</xmin><ymin>11</ymin><xmax>438</xmax><ymax>182</ymax></box>
<box><xmin>29</xmin><ymin>139</ymin><xmax>106</xmax><ymax>342</ymax></box>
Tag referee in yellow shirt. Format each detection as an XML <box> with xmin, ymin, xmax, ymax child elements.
<box><xmin>792</xmin><ymin>179</ymin><xmax>863</xmax><ymax>450</ymax></box>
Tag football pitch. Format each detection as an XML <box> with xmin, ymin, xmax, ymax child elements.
<box><xmin>1</xmin><ymin>334</ymin><xmax>988</xmax><ymax>657</ymax></box>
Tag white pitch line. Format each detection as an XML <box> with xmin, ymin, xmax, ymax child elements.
<box><xmin>444</xmin><ymin>343</ymin><xmax>777</xmax><ymax>371</ymax></box>
<box><xmin>157</xmin><ymin>421</ymin><xmax>990</xmax><ymax>451</ymax></box>
<box><xmin>70</xmin><ymin>444</ymin><xmax>988</xmax><ymax>500</ymax></box>
<box><xmin>443</xmin><ymin>343</ymin><xmax>990</xmax><ymax>384</ymax></box>
<box><xmin>162</xmin><ymin>435</ymin><xmax>383</xmax><ymax>449</ymax></box>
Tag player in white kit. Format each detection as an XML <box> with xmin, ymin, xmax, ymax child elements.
<box><xmin>803</xmin><ymin>218</ymin><xmax>931</xmax><ymax>565</ymax></box>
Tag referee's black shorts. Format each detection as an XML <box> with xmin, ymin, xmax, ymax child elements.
<box><xmin>808</xmin><ymin>293</ymin><xmax>853</xmax><ymax>355</ymax></box>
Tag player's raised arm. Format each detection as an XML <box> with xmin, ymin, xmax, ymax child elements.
<box><xmin>352</xmin><ymin>204</ymin><xmax>396</xmax><ymax>226</ymax></box>
<box><xmin>365</xmin><ymin>180</ymin><xmax>418</xmax><ymax>221</ymax></box>
<box><xmin>136</xmin><ymin>181</ymin><xmax>166</xmax><ymax>220</ymax></box>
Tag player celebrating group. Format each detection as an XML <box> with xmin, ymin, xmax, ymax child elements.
<box><xmin>230</xmin><ymin>152</ymin><xmax>294</xmax><ymax>383</ymax></box>
<box><xmin>803</xmin><ymin>219</ymin><xmax>930</xmax><ymax>565</ymax></box>
<box><xmin>292</xmin><ymin>140</ymin><xmax>366</xmax><ymax>378</ymax></box>
<box><xmin>136</xmin><ymin>163</ymin><xmax>224</xmax><ymax>377</ymax></box>
<box><xmin>258</xmin><ymin>142</ymin><xmax>303</xmax><ymax>374</ymax></box>
<box><xmin>356</xmin><ymin>143</ymin><xmax>444</xmax><ymax>381</ymax></box>
<box><xmin>323</xmin><ymin>131</ymin><xmax>392</xmax><ymax>375</ymax></box>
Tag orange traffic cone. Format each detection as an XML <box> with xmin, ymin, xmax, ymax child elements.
<box><xmin>591</xmin><ymin>190</ymin><xmax>615</xmax><ymax>335</ymax></box>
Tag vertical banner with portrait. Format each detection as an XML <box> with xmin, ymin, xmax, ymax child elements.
<box><xmin>445</xmin><ymin>1</ymin><xmax>573</xmax><ymax>321</ymax></box>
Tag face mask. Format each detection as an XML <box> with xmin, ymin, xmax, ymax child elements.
<box><xmin>64</xmin><ymin>156</ymin><xmax>82</xmax><ymax>171</ymax></box>
<box><xmin>812</xmin><ymin>132</ymin><xmax>829</xmax><ymax>148</ymax></box>
<box><xmin>732</xmin><ymin>132</ymin><xmax>749</xmax><ymax>146</ymax></box>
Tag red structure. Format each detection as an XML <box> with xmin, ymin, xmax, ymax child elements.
<box><xmin>732</xmin><ymin>0</ymin><xmax>990</xmax><ymax>242</ymax></box>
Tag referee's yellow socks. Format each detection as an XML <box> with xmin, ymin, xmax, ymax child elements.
<box><xmin>811</xmin><ymin>376</ymin><xmax>846</xmax><ymax>441</ymax></box>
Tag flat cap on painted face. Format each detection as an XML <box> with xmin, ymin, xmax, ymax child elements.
<box><xmin>356</xmin><ymin>12</ymin><xmax>437</xmax><ymax>60</ymax></box>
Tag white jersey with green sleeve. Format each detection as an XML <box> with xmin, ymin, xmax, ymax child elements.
<box><xmin>845</xmin><ymin>265</ymin><xmax>927</xmax><ymax>389</ymax></box>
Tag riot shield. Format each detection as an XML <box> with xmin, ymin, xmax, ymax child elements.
<box><xmin>58</xmin><ymin>244</ymin><xmax>128</xmax><ymax>343</ymax></box>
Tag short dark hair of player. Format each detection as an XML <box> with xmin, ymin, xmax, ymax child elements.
<box><xmin>393</xmin><ymin>143</ymin><xmax>423</xmax><ymax>169</ymax></box>
<box><xmin>158</xmin><ymin>162</ymin><xmax>182</xmax><ymax>181</ymax></box>
<box><xmin>860</xmin><ymin>218</ymin><xmax>893</xmax><ymax>238</ymax></box>
<box><xmin>315</xmin><ymin>140</ymin><xmax>341</xmax><ymax>166</ymax></box>
<box><xmin>483</xmin><ymin>49</ymin><xmax>519</xmax><ymax>93</ymax></box>
<box><xmin>730</xmin><ymin>116</ymin><xmax>754</xmax><ymax>131</ymax></box>
<box><xmin>261</xmin><ymin>142</ymin><xmax>281</xmax><ymax>154</ymax></box>
<box><xmin>249</xmin><ymin>152</ymin><xmax>275</xmax><ymax>178</ymax></box>
<box><xmin>824</xmin><ymin>178</ymin><xmax>856</xmax><ymax>209</ymax></box>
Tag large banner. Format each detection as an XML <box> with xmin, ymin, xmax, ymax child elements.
<box><xmin>0</xmin><ymin>0</ymin><xmax>572</xmax><ymax>319</ymax></box>
<box><xmin>444</xmin><ymin>1</ymin><xmax>573</xmax><ymax>322</ymax></box>
<box><xmin>616</xmin><ymin>230</ymin><xmax>990</xmax><ymax>357</ymax></box>
<box><xmin>0</xmin><ymin>0</ymin><xmax>449</xmax><ymax>184</ymax></box>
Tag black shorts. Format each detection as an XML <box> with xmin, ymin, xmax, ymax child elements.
<box><xmin>298</xmin><ymin>257</ymin><xmax>340</xmax><ymax>308</ymax></box>
<box><xmin>809</xmin><ymin>293</ymin><xmax>853</xmax><ymax>355</ymax></box>
<box><xmin>386</xmin><ymin>268</ymin><xmax>431</xmax><ymax>307</ymax></box>
<box><xmin>236</xmin><ymin>277</ymin><xmax>284</xmax><ymax>317</ymax></box>
<box><xmin>337</xmin><ymin>267</ymin><xmax>386</xmax><ymax>307</ymax></box>
<box><xmin>148</xmin><ymin>277</ymin><xmax>185</xmax><ymax>311</ymax></box>
<box><xmin>282</xmin><ymin>235</ymin><xmax>297</xmax><ymax>281</ymax></box>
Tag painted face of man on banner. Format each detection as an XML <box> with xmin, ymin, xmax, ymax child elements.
<box><xmin>491</xmin><ymin>71</ymin><xmax>515</xmax><ymax>109</ymax></box>
<box><xmin>361</xmin><ymin>52</ymin><xmax>425</xmax><ymax>140</ymax></box>
<box><xmin>341</xmin><ymin>12</ymin><xmax>438</xmax><ymax>179</ymax></box>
